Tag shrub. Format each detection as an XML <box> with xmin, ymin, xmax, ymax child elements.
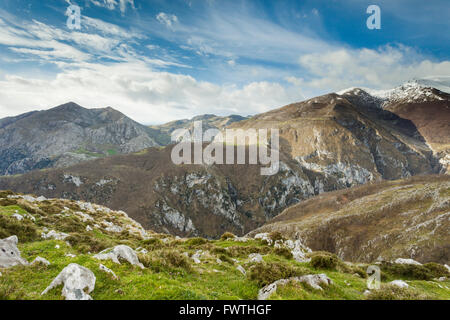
<box><xmin>0</xmin><ymin>198</ymin><xmax>17</xmax><ymax>206</ymax></box>
<box><xmin>218</xmin><ymin>254</ymin><xmax>235</xmax><ymax>265</ymax></box>
<box><xmin>273</xmin><ymin>247</ymin><xmax>293</xmax><ymax>260</ymax></box>
<box><xmin>212</xmin><ymin>247</ymin><xmax>228</xmax><ymax>255</ymax></box>
<box><xmin>268</xmin><ymin>231</ymin><xmax>285</xmax><ymax>242</ymax></box>
<box><xmin>247</xmin><ymin>262</ymin><xmax>308</xmax><ymax>286</ymax></box>
<box><xmin>66</xmin><ymin>234</ymin><xmax>114</xmax><ymax>253</ymax></box>
<box><xmin>227</xmin><ymin>245</ymin><xmax>271</xmax><ymax>258</ymax></box>
<box><xmin>380</xmin><ymin>262</ymin><xmax>433</xmax><ymax>280</ymax></box>
<box><xmin>139</xmin><ymin>250</ymin><xmax>192</xmax><ymax>273</ymax></box>
<box><xmin>0</xmin><ymin>215</ymin><xmax>39</xmax><ymax>242</ymax></box>
<box><xmin>423</xmin><ymin>262</ymin><xmax>450</xmax><ymax>278</ymax></box>
<box><xmin>220</xmin><ymin>232</ymin><xmax>236</xmax><ymax>240</ymax></box>
<box><xmin>0</xmin><ymin>278</ymin><xmax>26</xmax><ymax>300</ymax></box>
<box><xmin>309</xmin><ymin>252</ymin><xmax>340</xmax><ymax>270</ymax></box>
<box><xmin>0</xmin><ymin>190</ymin><xmax>15</xmax><ymax>198</ymax></box>
<box><xmin>142</xmin><ymin>238</ymin><xmax>163</xmax><ymax>249</ymax></box>
<box><xmin>185</xmin><ymin>237</ymin><xmax>208</xmax><ymax>246</ymax></box>
<box><xmin>366</xmin><ymin>284</ymin><xmax>433</xmax><ymax>300</ymax></box>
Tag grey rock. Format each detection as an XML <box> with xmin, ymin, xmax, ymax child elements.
<box><xmin>0</xmin><ymin>236</ymin><xmax>28</xmax><ymax>268</ymax></box>
<box><xmin>93</xmin><ymin>245</ymin><xmax>144</xmax><ymax>269</ymax></box>
<box><xmin>41</xmin><ymin>263</ymin><xmax>96</xmax><ymax>300</ymax></box>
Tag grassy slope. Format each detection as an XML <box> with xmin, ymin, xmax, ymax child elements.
<box><xmin>0</xmin><ymin>192</ymin><xmax>449</xmax><ymax>300</ymax></box>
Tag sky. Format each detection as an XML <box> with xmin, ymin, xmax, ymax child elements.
<box><xmin>0</xmin><ymin>0</ymin><xmax>449</xmax><ymax>124</ymax></box>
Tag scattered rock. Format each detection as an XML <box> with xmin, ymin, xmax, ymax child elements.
<box><xmin>394</xmin><ymin>258</ymin><xmax>422</xmax><ymax>265</ymax></box>
<box><xmin>86</xmin><ymin>225</ymin><xmax>93</xmax><ymax>232</ymax></box>
<box><xmin>99</xmin><ymin>264</ymin><xmax>118</xmax><ymax>280</ymax></box>
<box><xmin>445</xmin><ymin>265</ymin><xmax>450</xmax><ymax>273</ymax></box>
<box><xmin>0</xmin><ymin>236</ymin><xmax>28</xmax><ymax>268</ymax></box>
<box><xmin>136</xmin><ymin>247</ymin><xmax>148</xmax><ymax>254</ymax></box>
<box><xmin>257</xmin><ymin>274</ymin><xmax>333</xmax><ymax>300</ymax></box>
<box><xmin>102</xmin><ymin>221</ymin><xmax>123</xmax><ymax>233</ymax></box>
<box><xmin>42</xmin><ymin>263</ymin><xmax>96</xmax><ymax>300</ymax></box>
<box><xmin>437</xmin><ymin>277</ymin><xmax>447</xmax><ymax>282</ymax></box>
<box><xmin>297</xmin><ymin>274</ymin><xmax>333</xmax><ymax>290</ymax></box>
<box><xmin>237</xmin><ymin>265</ymin><xmax>246</xmax><ymax>275</ymax></box>
<box><xmin>216</xmin><ymin>258</ymin><xmax>222</xmax><ymax>264</ymax></box>
<box><xmin>390</xmin><ymin>280</ymin><xmax>409</xmax><ymax>288</ymax></box>
<box><xmin>31</xmin><ymin>256</ymin><xmax>51</xmax><ymax>266</ymax></box>
<box><xmin>248</xmin><ymin>253</ymin><xmax>263</xmax><ymax>263</ymax></box>
<box><xmin>93</xmin><ymin>245</ymin><xmax>144</xmax><ymax>269</ymax></box>
<box><xmin>75</xmin><ymin>211</ymin><xmax>93</xmax><ymax>222</ymax></box>
<box><xmin>254</xmin><ymin>233</ymin><xmax>272</xmax><ymax>245</ymax></box>
<box><xmin>55</xmin><ymin>245</ymin><xmax>60</xmax><ymax>249</ymax></box>
<box><xmin>41</xmin><ymin>230</ymin><xmax>69</xmax><ymax>240</ymax></box>
<box><xmin>12</xmin><ymin>213</ymin><xmax>23</xmax><ymax>221</ymax></box>
<box><xmin>65</xmin><ymin>253</ymin><xmax>76</xmax><ymax>258</ymax></box>
<box><xmin>191</xmin><ymin>250</ymin><xmax>203</xmax><ymax>264</ymax></box>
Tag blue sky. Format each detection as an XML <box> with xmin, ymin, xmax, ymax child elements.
<box><xmin>0</xmin><ymin>0</ymin><xmax>449</xmax><ymax>124</ymax></box>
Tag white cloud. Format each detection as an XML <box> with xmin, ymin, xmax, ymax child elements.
<box><xmin>295</xmin><ymin>45</ymin><xmax>450</xmax><ymax>93</ymax></box>
<box><xmin>90</xmin><ymin>0</ymin><xmax>135</xmax><ymax>14</ymax></box>
<box><xmin>0</xmin><ymin>61</ymin><xmax>304</xmax><ymax>124</ymax></box>
<box><xmin>156</xmin><ymin>13</ymin><xmax>179</xmax><ymax>29</ymax></box>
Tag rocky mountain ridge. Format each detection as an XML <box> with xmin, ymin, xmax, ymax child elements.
<box><xmin>0</xmin><ymin>102</ymin><xmax>159</xmax><ymax>175</ymax></box>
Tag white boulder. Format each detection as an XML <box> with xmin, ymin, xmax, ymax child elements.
<box><xmin>297</xmin><ymin>274</ymin><xmax>333</xmax><ymax>290</ymax></box>
<box><xmin>0</xmin><ymin>236</ymin><xmax>28</xmax><ymax>268</ymax></box>
<box><xmin>390</xmin><ymin>280</ymin><xmax>409</xmax><ymax>288</ymax></box>
<box><xmin>248</xmin><ymin>253</ymin><xmax>263</xmax><ymax>263</ymax></box>
<box><xmin>93</xmin><ymin>245</ymin><xmax>144</xmax><ymax>269</ymax></box>
<box><xmin>41</xmin><ymin>230</ymin><xmax>69</xmax><ymax>240</ymax></box>
<box><xmin>394</xmin><ymin>258</ymin><xmax>422</xmax><ymax>266</ymax></box>
<box><xmin>31</xmin><ymin>256</ymin><xmax>50</xmax><ymax>266</ymax></box>
<box><xmin>257</xmin><ymin>274</ymin><xmax>333</xmax><ymax>300</ymax></box>
<box><xmin>12</xmin><ymin>213</ymin><xmax>23</xmax><ymax>221</ymax></box>
<box><xmin>41</xmin><ymin>263</ymin><xmax>96</xmax><ymax>300</ymax></box>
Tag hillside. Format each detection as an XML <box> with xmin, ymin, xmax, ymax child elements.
<box><xmin>1</xmin><ymin>191</ymin><xmax>449</xmax><ymax>300</ymax></box>
<box><xmin>0</xmin><ymin>102</ymin><xmax>159</xmax><ymax>175</ymax></box>
<box><xmin>248</xmin><ymin>175</ymin><xmax>450</xmax><ymax>264</ymax></box>
<box><xmin>149</xmin><ymin>114</ymin><xmax>248</xmax><ymax>145</ymax></box>
<box><xmin>0</xmin><ymin>81</ymin><xmax>448</xmax><ymax>238</ymax></box>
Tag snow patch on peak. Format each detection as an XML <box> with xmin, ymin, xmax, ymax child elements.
<box><xmin>338</xmin><ymin>77</ymin><xmax>449</xmax><ymax>108</ymax></box>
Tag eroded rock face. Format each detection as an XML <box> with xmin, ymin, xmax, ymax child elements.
<box><xmin>41</xmin><ymin>263</ymin><xmax>96</xmax><ymax>300</ymax></box>
<box><xmin>0</xmin><ymin>236</ymin><xmax>28</xmax><ymax>268</ymax></box>
<box><xmin>93</xmin><ymin>245</ymin><xmax>144</xmax><ymax>269</ymax></box>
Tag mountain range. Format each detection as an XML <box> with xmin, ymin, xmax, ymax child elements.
<box><xmin>0</xmin><ymin>79</ymin><xmax>448</xmax><ymax>244</ymax></box>
<box><xmin>0</xmin><ymin>103</ymin><xmax>245</xmax><ymax>176</ymax></box>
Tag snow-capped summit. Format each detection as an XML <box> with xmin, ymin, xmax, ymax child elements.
<box><xmin>338</xmin><ymin>77</ymin><xmax>449</xmax><ymax>109</ymax></box>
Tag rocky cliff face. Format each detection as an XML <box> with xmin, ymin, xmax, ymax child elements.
<box><xmin>0</xmin><ymin>81</ymin><xmax>448</xmax><ymax>238</ymax></box>
<box><xmin>0</xmin><ymin>102</ymin><xmax>159</xmax><ymax>175</ymax></box>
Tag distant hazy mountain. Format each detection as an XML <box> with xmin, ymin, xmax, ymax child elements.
<box><xmin>0</xmin><ymin>102</ymin><xmax>159</xmax><ymax>175</ymax></box>
<box><xmin>148</xmin><ymin>114</ymin><xmax>248</xmax><ymax>145</ymax></box>
<box><xmin>1</xmin><ymin>80</ymin><xmax>447</xmax><ymax>239</ymax></box>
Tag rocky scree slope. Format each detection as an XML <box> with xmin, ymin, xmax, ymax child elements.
<box><xmin>0</xmin><ymin>191</ymin><xmax>449</xmax><ymax>300</ymax></box>
<box><xmin>0</xmin><ymin>102</ymin><xmax>159</xmax><ymax>175</ymax></box>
